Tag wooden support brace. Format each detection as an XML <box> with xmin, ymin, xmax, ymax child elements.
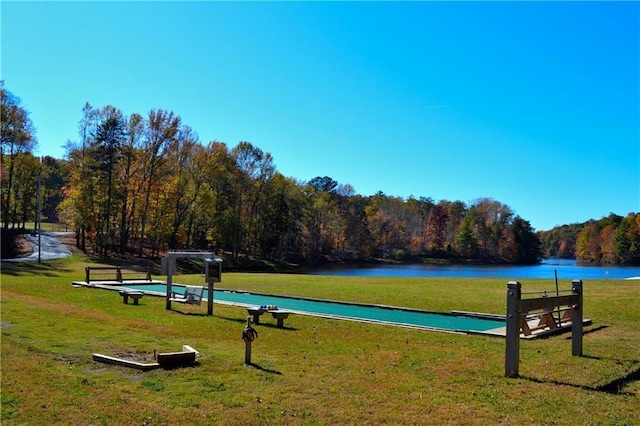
<box><xmin>520</xmin><ymin>315</ymin><xmax>532</xmax><ymax>336</ymax></box>
<box><xmin>538</xmin><ymin>312</ymin><xmax>557</xmax><ymax>329</ymax></box>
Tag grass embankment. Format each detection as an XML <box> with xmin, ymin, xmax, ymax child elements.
<box><xmin>1</xmin><ymin>256</ymin><xmax>639</xmax><ymax>425</ymax></box>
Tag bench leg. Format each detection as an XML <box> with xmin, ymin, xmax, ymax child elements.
<box><xmin>252</xmin><ymin>314</ymin><xmax>260</xmax><ymax>324</ymax></box>
<box><xmin>122</xmin><ymin>295</ymin><xmax>129</xmax><ymax>304</ymax></box>
<box><xmin>277</xmin><ymin>318</ymin><xmax>284</xmax><ymax>328</ymax></box>
<box><xmin>133</xmin><ymin>297</ymin><xmax>139</xmax><ymax>305</ymax></box>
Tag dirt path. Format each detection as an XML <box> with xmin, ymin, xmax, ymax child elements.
<box><xmin>4</xmin><ymin>232</ymin><xmax>76</xmax><ymax>262</ymax></box>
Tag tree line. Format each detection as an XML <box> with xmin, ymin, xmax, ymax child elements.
<box><xmin>539</xmin><ymin>212</ymin><xmax>640</xmax><ymax>265</ymax></box>
<box><xmin>2</xmin><ymin>82</ymin><xmax>553</xmax><ymax>264</ymax></box>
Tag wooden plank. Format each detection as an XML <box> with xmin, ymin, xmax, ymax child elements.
<box><xmin>93</xmin><ymin>354</ymin><xmax>160</xmax><ymax>371</ymax></box>
<box><xmin>157</xmin><ymin>351</ymin><xmax>196</xmax><ymax>368</ymax></box>
<box><xmin>519</xmin><ymin>295</ymin><xmax>578</xmax><ymax>313</ymax></box>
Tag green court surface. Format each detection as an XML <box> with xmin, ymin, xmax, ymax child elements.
<box><xmin>94</xmin><ymin>282</ymin><xmax>506</xmax><ymax>334</ymax></box>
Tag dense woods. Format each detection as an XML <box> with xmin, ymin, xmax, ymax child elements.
<box><xmin>1</xmin><ymin>81</ymin><xmax>38</xmax><ymax>231</ymax></box>
<box><xmin>54</xmin><ymin>101</ymin><xmax>541</xmax><ymax>263</ymax></box>
<box><xmin>539</xmin><ymin>213</ymin><xmax>640</xmax><ymax>265</ymax></box>
<box><xmin>2</xmin><ymin>83</ymin><xmax>637</xmax><ymax>265</ymax></box>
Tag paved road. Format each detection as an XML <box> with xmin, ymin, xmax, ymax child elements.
<box><xmin>4</xmin><ymin>232</ymin><xmax>72</xmax><ymax>262</ymax></box>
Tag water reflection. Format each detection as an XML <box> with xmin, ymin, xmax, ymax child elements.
<box><xmin>308</xmin><ymin>259</ymin><xmax>640</xmax><ymax>280</ymax></box>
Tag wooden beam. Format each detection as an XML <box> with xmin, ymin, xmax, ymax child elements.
<box><xmin>156</xmin><ymin>351</ymin><xmax>196</xmax><ymax>368</ymax></box>
<box><xmin>519</xmin><ymin>294</ymin><xmax>578</xmax><ymax>313</ymax></box>
<box><xmin>93</xmin><ymin>354</ymin><xmax>160</xmax><ymax>371</ymax></box>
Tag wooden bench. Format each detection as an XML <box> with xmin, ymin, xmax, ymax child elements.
<box><xmin>119</xmin><ymin>290</ymin><xmax>144</xmax><ymax>305</ymax></box>
<box><xmin>247</xmin><ymin>307</ymin><xmax>266</xmax><ymax>324</ymax></box>
<box><xmin>86</xmin><ymin>266</ymin><xmax>152</xmax><ymax>284</ymax></box>
<box><xmin>271</xmin><ymin>310</ymin><xmax>291</xmax><ymax>328</ymax></box>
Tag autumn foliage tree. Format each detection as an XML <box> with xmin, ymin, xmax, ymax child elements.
<box><xmin>539</xmin><ymin>213</ymin><xmax>640</xmax><ymax>265</ymax></box>
<box><xmin>53</xmin><ymin>102</ymin><xmax>550</xmax><ymax>264</ymax></box>
<box><xmin>1</xmin><ymin>82</ymin><xmax>38</xmax><ymax>231</ymax></box>
<box><xmin>5</xmin><ymin>92</ymin><xmax>636</xmax><ymax>266</ymax></box>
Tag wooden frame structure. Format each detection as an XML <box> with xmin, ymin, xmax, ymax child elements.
<box><xmin>505</xmin><ymin>279</ymin><xmax>583</xmax><ymax>377</ymax></box>
<box><xmin>162</xmin><ymin>251</ymin><xmax>222</xmax><ymax>316</ymax></box>
<box><xmin>93</xmin><ymin>345</ymin><xmax>199</xmax><ymax>370</ymax></box>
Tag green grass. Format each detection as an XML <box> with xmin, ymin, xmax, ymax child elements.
<box><xmin>3</xmin><ymin>221</ymin><xmax>71</xmax><ymax>232</ymax></box>
<box><xmin>2</xmin><ymin>257</ymin><xmax>639</xmax><ymax>425</ymax></box>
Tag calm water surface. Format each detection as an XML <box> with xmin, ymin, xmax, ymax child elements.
<box><xmin>308</xmin><ymin>259</ymin><xmax>640</xmax><ymax>280</ymax></box>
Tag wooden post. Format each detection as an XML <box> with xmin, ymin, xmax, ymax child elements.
<box><xmin>245</xmin><ymin>339</ymin><xmax>252</xmax><ymax>365</ymax></box>
<box><xmin>204</xmin><ymin>257</ymin><xmax>222</xmax><ymax>316</ymax></box>
<box><xmin>165</xmin><ymin>258</ymin><xmax>173</xmax><ymax>311</ymax></box>
<box><xmin>207</xmin><ymin>282</ymin><xmax>214</xmax><ymax>316</ymax></box>
<box><xmin>505</xmin><ymin>281</ymin><xmax>521</xmax><ymax>378</ymax></box>
<box><xmin>85</xmin><ymin>267</ymin><xmax>91</xmax><ymax>284</ymax></box>
<box><xmin>243</xmin><ymin>316</ymin><xmax>255</xmax><ymax>365</ymax></box>
<box><xmin>571</xmin><ymin>279</ymin><xmax>583</xmax><ymax>356</ymax></box>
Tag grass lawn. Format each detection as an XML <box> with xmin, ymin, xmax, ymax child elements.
<box><xmin>1</xmin><ymin>255</ymin><xmax>639</xmax><ymax>425</ymax></box>
<box><xmin>3</xmin><ymin>222</ymin><xmax>71</xmax><ymax>232</ymax></box>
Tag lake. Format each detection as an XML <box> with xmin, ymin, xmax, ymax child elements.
<box><xmin>308</xmin><ymin>258</ymin><xmax>640</xmax><ymax>280</ymax></box>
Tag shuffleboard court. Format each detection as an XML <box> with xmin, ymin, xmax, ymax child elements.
<box><xmin>77</xmin><ymin>281</ymin><xmax>506</xmax><ymax>335</ymax></box>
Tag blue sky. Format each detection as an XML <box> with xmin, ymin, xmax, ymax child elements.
<box><xmin>2</xmin><ymin>1</ymin><xmax>638</xmax><ymax>231</ymax></box>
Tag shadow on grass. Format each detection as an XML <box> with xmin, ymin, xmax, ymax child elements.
<box><xmin>562</xmin><ymin>325</ymin><xmax>609</xmax><ymax>338</ymax></box>
<box><xmin>216</xmin><ymin>315</ymin><xmax>299</xmax><ymax>331</ymax></box>
<box><xmin>216</xmin><ymin>315</ymin><xmax>248</xmax><ymax>324</ymax></box>
<box><xmin>520</xmin><ymin>360</ymin><xmax>640</xmax><ymax>395</ymax></box>
<box><xmin>254</xmin><ymin>324</ymin><xmax>298</xmax><ymax>331</ymax></box>
<box><xmin>170</xmin><ymin>309</ymin><xmax>210</xmax><ymax>317</ymax></box>
<box><xmin>245</xmin><ymin>362</ymin><xmax>282</xmax><ymax>375</ymax></box>
<box><xmin>0</xmin><ymin>260</ymin><xmax>74</xmax><ymax>277</ymax></box>
<box><xmin>162</xmin><ymin>361</ymin><xmax>202</xmax><ymax>371</ymax></box>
